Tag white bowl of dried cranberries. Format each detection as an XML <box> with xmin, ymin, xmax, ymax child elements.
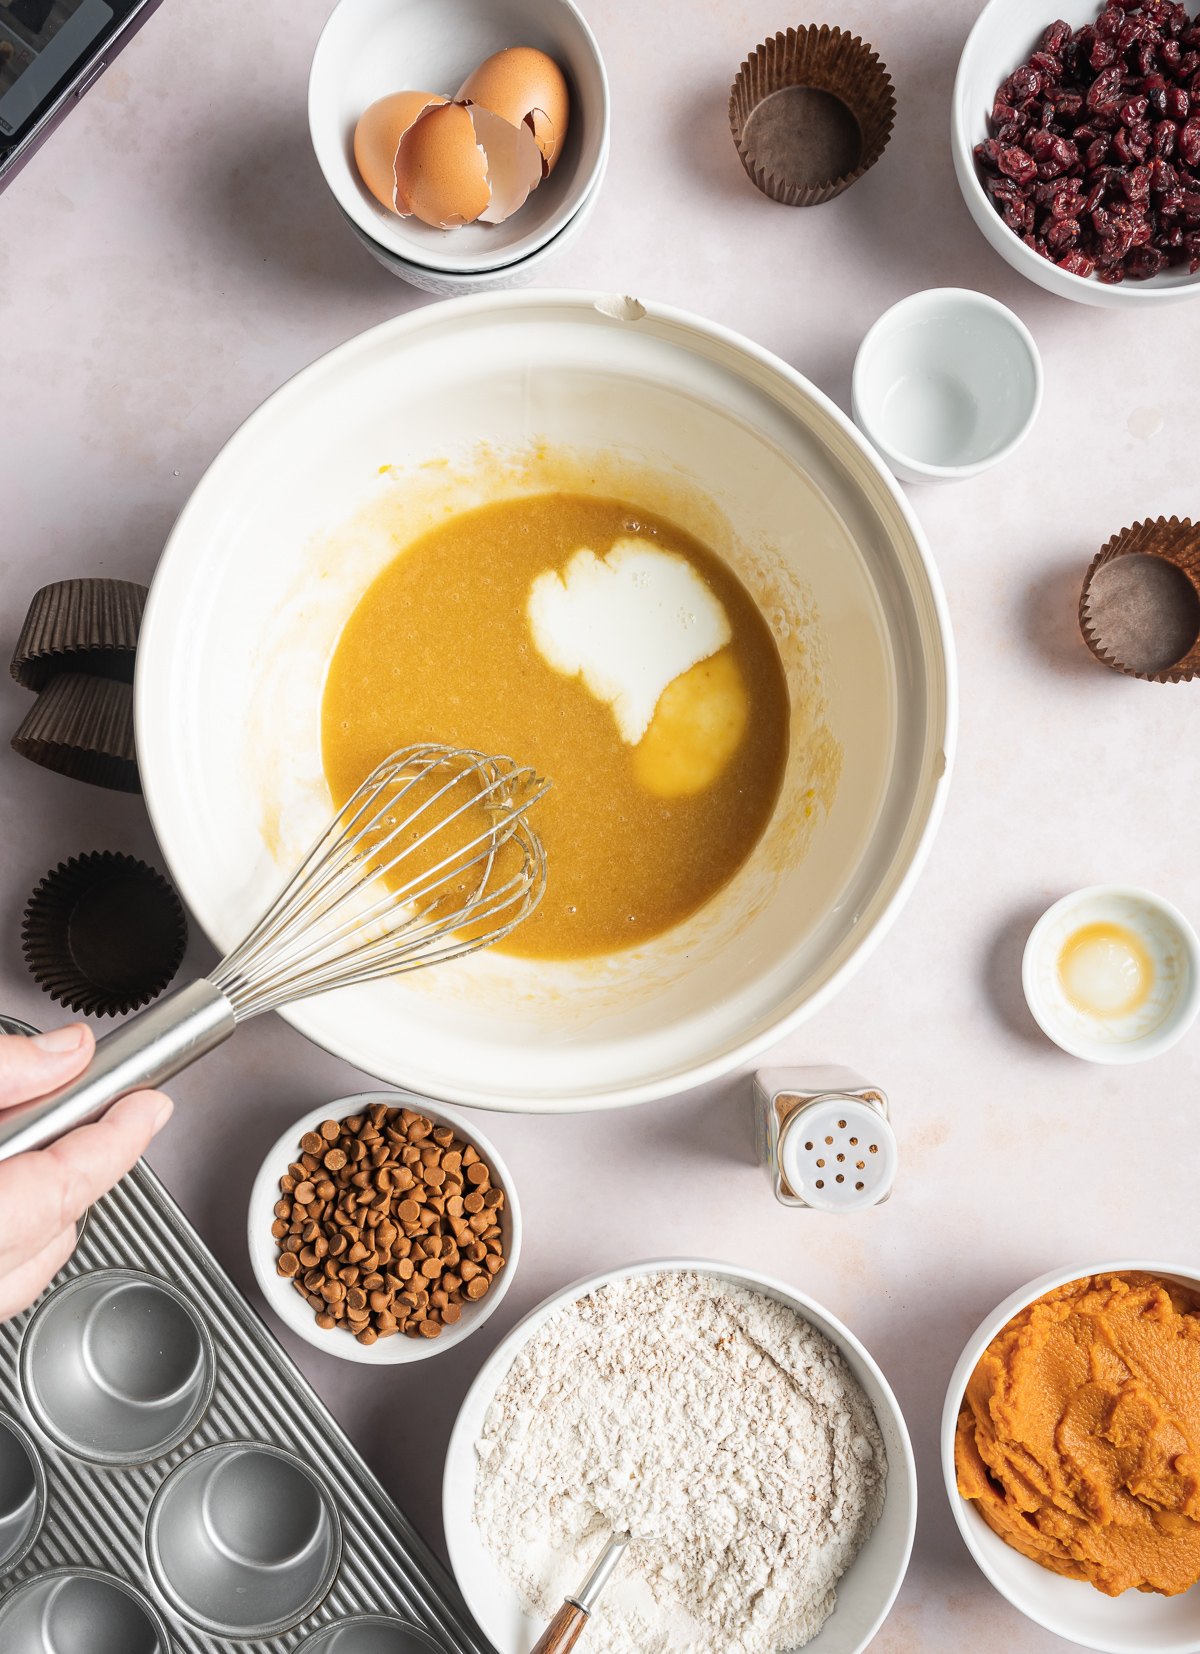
<box><xmin>953</xmin><ymin>0</ymin><xmax>1200</xmax><ymax>304</ymax></box>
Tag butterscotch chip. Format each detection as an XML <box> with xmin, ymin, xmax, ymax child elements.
<box><xmin>395</xmin><ymin>1258</ymin><xmax>414</xmax><ymax>1281</ymax></box>
<box><xmin>468</xmin><ymin>1213</ymin><xmax>489</xmax><ymax>1235</ymax></box>
<box><xmin>397</xmin><ymin>1199</ymin><xmax>421</xmax><ymax>1223</ymax></box>
<box><xmin>322</xmin><ymin>1279</ymin><xmax>346</xmax><ymax>1302</ymax></box>
<box><xmin>466</xmin><ymin>1163</ymin><xmax>490</xmax><ymax>1187</ymax></box>
<box><xmin>408</xmin><ymin>1117</ymin><xmax>432</xmax><ymax>1141</ymax></box>
<box><xmin>465</xmin><ymin>1242</ymin><xmax>487</xmax><ymax>1263</ymax></box>
<box><xmin>442</xmin><ymin>1272</ymin><xmax>461</xmax><ymax>1294</ymax></box>
<box><xmin>279</xmin><ymin>1175</ymin><xmax>296</xmax><ymax>1194</ymax></box>
<box><xmin>486</xmin><ymin>1256</ymin><xmax>504</xmax><ymax>1274</ymax></box>
<box><xmin>300</xmin><ymin>1248</ymin><xmax>319</xmax><ymax>1269</ymax></box>
<box><xmin>362</xmin><ymin>1272</ymin><xmax>384</xmax><ymax>1291</ymax></box>
<box><xmin>442</xmin><ymin>1303</ymin><xmax>462</xmax><ymax>1324</ymax></box>
<box><xmin>300</xmin><ymin>1132</ymin><xmax>324</xmax><ymax>1155</ymax></box>
<box><xmin>368</xmin><ymin>1289</ymin><xmax>391</xmax><ymax>1312</ymax></box>
<box><xmin>460</xmin><ymin>1260</ymin><xmax>480</xmax><ymax>1282</ymax></box>
<box><xmin>340</xmin><ymin>1267</ymin><xmax>360</xmax><ymax>1287</ymax></box>
<box><xmin>316</xmin><ymin>1179</ymin><xmax>335</xmax><ymax>1200</ymax></box>
<box><xmin>422</xmin><ymin>1165</ymin><xmax>446</xmax><ymax>1188</ymax></box>
<box><xmin>418</xmin><ymin>1319</ymin><xmax>442</xmax><ymax>1338</ymax></box>
<box><xmin>393</xmin><ymin>1166</ymin><xmax>415</xmax><ymax>1190</ymax></box>
<box><xmin>273</xmin><ymin>1199</ymin><xmax>291</xmax><ymax>1220</ymax></box>
<box><xmin>463</xmin><ymin>1192</ymin><xmax>485</xmax><ymax>1214</ymax></box>
<box><xmin>287</xmin><ymin>1161</ymin><xmax>307</xmax><ymax>1181</ymax></box>
<box><xmin>356</xmin><ymin>1328</ymin><xmax>378</xmax><ymax>1346</ymax></box>
<box><xmin>347</xmin><ymin>1241</ymin><xmax>368</xmax><ymax>1264</ymax></box>
<box><xmin>345</xmin><ymin>1115</ymin><xmax>364</xmax><ymax>1133</ymax></box>
<box><xmin>447</xmin><ymin>1195</ymin><xmax>465</xmax><ymax>1218</ymax></box>
<box><xmin>323</xmin><ymin>1148</ymin><xmax>347</xmax><ymax>1171</ymax></box>
<box><xmin>315</xmin><ymin>1312</ymin><xmax>336</xmax><ymax>1330</ymax></box>
<box><xmin>483</xmin><ymin>1188</ymin><xmax>504</xmax><ymax>1209</ymax></box>
<box><xmin>270</xmin><ymin>1219</ymin><xmax>288</xmax><ymax>1239</ymax></box>
<box><xmin>420</xmin><ymin>1258</ymin><xmax>442</xmax><ymax>1279</ymax></box>
<box><xmin>277</xmin><ymin>1254</ymin><xmax>300</xmax><ymax>1277</ymax></box>
<box><xmin>465</xmin><ymin>1277</ymin><xmax>489</xmax><ymax>1300</ymax></box>
<box><xmin>462</xmin><ymin>1145</ymin><xmax>479</xmax><ymax>1166</ymax></box>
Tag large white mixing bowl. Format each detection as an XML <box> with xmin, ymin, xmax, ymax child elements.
<box><xmin>136</xmin><ymin>291</ymin><xmax>955</xmax><ymax>1112</ymax></box>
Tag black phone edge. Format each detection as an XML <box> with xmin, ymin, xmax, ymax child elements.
<box><xmin>0</xmin><ymin>0</ymin><xmax>166</xmax><ymax>198</ymax></box>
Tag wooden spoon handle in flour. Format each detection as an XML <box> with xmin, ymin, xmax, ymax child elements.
<box><xmin>530</xmin><ymin>1601</ymin><xmax>590</xmax><ymax>1654</ymax></box>
<box><xmin>529</xmin><ymin>1530</ymin><xmax>632</xmax><ymax>1654</ymax></box>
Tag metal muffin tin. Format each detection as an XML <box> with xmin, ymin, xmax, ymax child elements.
<box><xmin>0</xmin><ymin>1160</ymin><xmax>491</xmax><ymax>1654</ymax></box>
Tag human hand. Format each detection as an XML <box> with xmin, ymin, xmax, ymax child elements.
<box><xmin>0</xmin><ymin>1023</ymin><xmax>172</xmax><ymax>1321</ymax></box>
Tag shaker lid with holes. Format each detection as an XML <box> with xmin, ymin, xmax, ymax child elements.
<box><xmin>780</xmin><ymin>1094</ymin><xmax>898</xmax><ymax>1213</ymax></box>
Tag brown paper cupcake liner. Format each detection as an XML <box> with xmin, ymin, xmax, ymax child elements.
<box><xmin>1079</xmin><ymin>517</ymin><xmax>1200</xmax><ymax>682</ymax></box>
<box><xmin>729</xmin><ymin>25</ymin><xmax>895</xmax><ymax>207</ymax></box>
<box><xmin>23</xmin><ymin>852</ymin><xmax>187</xmax><ymax>1017</ymax></box>
<box><xmin>11</xmin><ymin>672</ymin><xmax>141</xmax><ymax>793</ymax></box>
<box><xmin>10</xmin><ymin>578</ymin><xmax>147</xmax><ymax>691</ymax></box>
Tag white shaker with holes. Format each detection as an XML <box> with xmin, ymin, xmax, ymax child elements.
<box><xmin>752</xmin><ymin>1067</ymin><xmax>898</xmax><ymax>1213</ymax></box>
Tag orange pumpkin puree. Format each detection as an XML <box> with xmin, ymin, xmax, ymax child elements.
<box><xmin>956</xmin><ymin>1273</ymin><xmax>1200</xmax><ymax>1596</ymax></box>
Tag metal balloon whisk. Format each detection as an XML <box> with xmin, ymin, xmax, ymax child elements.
<box><xmin>0</xmin><ymin>744</ymin><xmax>550</xmax><ymax>1162</ymax></box>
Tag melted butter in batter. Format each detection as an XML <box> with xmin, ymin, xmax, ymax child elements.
<box><xmin>321</xmin><ymin>495</ymin><xmax>789</xmax><ymax>960</ymax></box>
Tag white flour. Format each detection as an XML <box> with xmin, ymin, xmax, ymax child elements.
<box><xmin>473</xmin><ymin>1271</ymin><xmax>887</xmax><ymax>1654</ymax></box>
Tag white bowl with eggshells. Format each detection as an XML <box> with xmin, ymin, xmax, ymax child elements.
<box><xmin>942</xmin><ymin>1259</ymin><xmax>1200</xmax><ymax>1653</ymax></box>
<box><xmin>1022</xmin><ymin>884</ymin><xmax>1200</xmax><ymax>1063</ymax></box>
<box><xmin>247</xmin><ymin>1095</ymin><xmax>520</xmax><ymax>1364</ymax></box>
<box><xmin>953</xmin><ymin>0</ymin><xmax>1200</xmax><ymax>306</ymax></box>
<box><xmin>442</xmin><ymin>1259</ymin><xmax>917</xmax><ymax>1654</ymax></box>
<box><xmin>134</xmin><ymin>291</ymin><xmax>954</xmax><ymax>1112</ymax></box>
<box><xmin>309</xmin><ymin>0</ymin><xmax>608</xmax><ymax>273</ymax></box>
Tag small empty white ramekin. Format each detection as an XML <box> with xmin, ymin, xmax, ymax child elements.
<box><xmin>852</xmin><ymin>287</ymin><xmax>1042</xmax><ymax>485</ymax></box>
<box><xmin>1022</xmin><ymin>885</ymin><xmax>1200</xmax><ymax>1064</ymax></box>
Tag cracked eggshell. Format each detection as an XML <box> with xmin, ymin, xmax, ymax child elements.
<box><xmin>394</xmin><ymin>100</ymin><xmax>491</xmax><ymax>229</ymax></box>
<box><xmin>354</xmin><ymin>91</ymin><xmax>447</xmax><ymax>213</ymax></box>
<box><xmin>457</xmin><ymin>47</ymin><xmax>570</xmax><ymax>175</ymax></box>
<box><xmin>468</xmin><ymin>104</ymin><xmax>544</xmax><ymax>224</ymax></box>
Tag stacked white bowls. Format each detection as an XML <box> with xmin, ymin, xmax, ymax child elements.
<box><xmin>309</xmin><ymin>0</ymin><xmax>609</xmax><ymax>293</ymax></box>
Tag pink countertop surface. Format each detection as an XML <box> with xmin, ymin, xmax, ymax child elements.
<box><xmin>2</xmin><ymin>1</ymin><xmax>1199</xmax><ymax>1650</ymax></box>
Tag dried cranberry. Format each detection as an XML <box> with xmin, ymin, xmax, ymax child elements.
<box><xmin>1046</xmin><ymin>215</ymin><xmax>1082</xmax><ymax>247</ymax></box>
<box><xmin>1052</xmin><ymin>88</ymin><xmax>1085</xmax><ymax>118</ymax></box>
<box><xmin>1167</xmin><ymin>85</ymin><xmax>1190</xmax><ymax>118</ymax></box>
<box><xmin>1160</xmin><ymin>36</ymin><xmax>1183</xmax><ymax>67</ymax></box>
<box><xmin>1087</xmin><ymin>133</ymin><xmax>1112</xmax><ymax>167</ymax></box>
<box><xmin>1004</xmin><ymin>65</ymin><xmax>1044</xmax><ymax>104</ymax></box>
<box><xmin>1179</xmin><ymin>113</ymin><xmax>1200</xmax><ymax>162</ymax></box>
<box><xmin>1123</xmin><ymin>161</ymin><xmax>1152</xmax><ymax>198</ymax></box>
<box><xmin>1088</xmin><ymin>64</ymin><xmax>1126</xmax><ymax>110</ymax></box>
<box><xmin>1042</xmin><ymin>18</ymin><xmax>1073</xmax><ymax>52</ymax></box>
<box><xmin>992</xmin><ymin>97</ymin><xmax>1021</xmax><ymax>127</ymax></box>
<box><xmin>999</xmin><ymin>145</ymin><xmax>1039</xmax><ymax>182</ymax></box>
<box><xmin>1120</xmin><ymin>94</ymin><xmax>1150</xmax><ymax>123</ymax></box>
<box><xmin>1151</xmin><ymin>155</ymin><xmax>1180</xmax><ymax>189</ymax></box>
<box><xmin>1153</xmin><ymin>118</ymin><xmax>1178</xmax><ymax>156</ymax></box>
<box><xmin>1022</xmin><ymin>232</ymin><xmax>1055</xmax><ymax>258</ymax></box>
<box><xmin>1096</xmin><ymin>257</ymin><xmax>1127</xmax><ymax>279</ymax></box>
<box><xmin>1180</xmin><ymin>187</ymin><xmax>1200</xmax><ymax>216</ymax></box>
<box><xmin>1125</xmin><ymin>242</ymin><xmax>1168</xmax><ymax>273</ymax></box>
<box><xmin>1058</xmin><ymin>249</ymin><xmax>1097</xmax><ymax>274</ymax></box>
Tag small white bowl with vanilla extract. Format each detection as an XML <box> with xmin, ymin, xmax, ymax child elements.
<box><xmin>1022</xmin><ymin>885</ymin><xmax>1200</xmax><ymax>1064</ymax></box>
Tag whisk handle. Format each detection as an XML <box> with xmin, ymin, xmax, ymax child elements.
<box><xmin>0</xmin><ymin>978</ymin><xmax>235</xmax><ymax>1163</ymax></box>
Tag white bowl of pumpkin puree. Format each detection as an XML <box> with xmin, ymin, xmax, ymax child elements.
<box><xmin>943</xmin><ymin>1264</ymin><xmax>1200</xmax><ymax>1652</ymax></box>
<box><xmin>135</xmin><ymin>292</ymin><xmax>954</xmax><ymax>1111</ymax></box>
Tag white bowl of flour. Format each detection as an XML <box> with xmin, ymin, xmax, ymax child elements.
<box><xmin>443</xmin><ymin>1260</ymin><xmax>916</xmax><ymax>1654</ymax></box>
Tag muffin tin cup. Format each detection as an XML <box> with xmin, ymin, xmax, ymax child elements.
<box><xmin>0</xmin><ymin>1566</ymin><xmax>171</xmax><ymax>1654</ymax></box>
<box><xmin>1080</xmin><ymin>517</ymin><xmax>1200</xmax><ymax>682</ymax></box>
<box><xmin>147</xmin><ymin>1441</ymin><xmax>342</xmax><ymax>1637</ymax></box>
<box><xmin>20</xmin><ymin>1269</ymin><xmax>215</xmax><ymax>1466</ymax></box>
<box><xmin>300</xmin><ymin>1616</ymin><xmax>450</xmax><ymax>1653</ymax></box>
<box><xmin>10</xmin><ymin>578</ymin><xmax>147</xmax><ymax>692</ymax></box>
<box><xmin>0</xmin><ymin>1412</ymin><xmax>45</xmax><ymax>1576</ymax></box>
<box><xmin>729</xmin><ymin>25</ymin><xmax>895</xmax><ymax>207</ymax></box>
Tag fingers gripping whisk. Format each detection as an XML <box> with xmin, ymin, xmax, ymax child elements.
<box><xmin>0</xmin><ymin>744</ymin><xmax>550</xmax><ymax>1162</ymax></box>
<box><xmin>212</xmin><ymin>745</ymin><xmax>551</xmax><ymax>1019</ymax></box>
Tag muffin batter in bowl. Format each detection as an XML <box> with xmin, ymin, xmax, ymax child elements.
<box><xmin>322</xmin><ymin>494</ymin><xmax>790</xmax><ymax>959</ymax></box>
